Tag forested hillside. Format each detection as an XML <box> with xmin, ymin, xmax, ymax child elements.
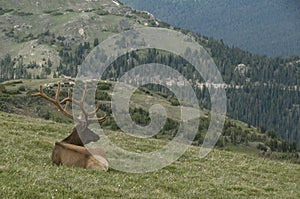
<box><xmin>121</xmin><ymin>0</ymin><xmax>300</xmax><ymax>57</ymax></box>
<box><xmin>0</xmin><ymin>0</ymin><xmax>300</xmax><ymax>146</ymax></box>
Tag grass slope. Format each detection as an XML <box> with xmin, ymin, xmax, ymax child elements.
<box><xmin>0</xmin><ymin>0</ymin><xmax>147</xmax><ymax>66</ymax></box>
<box><xmin>0</xmin><ymin>111</ymin><xmax>300</xmax><ymax>198</ymax></box>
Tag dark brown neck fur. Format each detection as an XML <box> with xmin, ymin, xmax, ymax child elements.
<box><xmin>62</xmin><ymin>127</ymin><xmax>84</xmax><ymax>146</ymax></box>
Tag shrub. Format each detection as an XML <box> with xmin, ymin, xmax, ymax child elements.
<box><xmin>14</xmin><ymin>11</ymin><xmax>33</xmax><ymax>16</ymax></box>
<box><xmin>18</xmin><ymin>85</ymin><xmax>26</xmax><ymax>92</ymax></box>
<box><xmin>257</xmin><ymin>143</ymin><xmax>268</xmax><ymax>152</ymax></box>
<box><xmin>97</xmin><ymin>82</ymin><xmax>112</xmax><ymax>90</ymax></box>
<box><xmin>168</xmin><ymin>97</ymin><xmax>180</xmax><ymax>106</ymax></box>
<box><xmin>6</xmin><ymin>89</ymin><xmax>21</xmax><ymax>95</ymax></box>
<box><xmin>0</xmin><ymin>85</ymin><xmax>6</xmax><ymax>96</ymax></box>
<box><xmin>95</xmin><ymin>91</ymin><xmax>111</xmax><ymax>101</ymax></box>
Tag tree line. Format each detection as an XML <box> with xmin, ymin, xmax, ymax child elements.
<box><xmin>1</xmin><ymin>29</ymin><xmax>300</xmax><ymax>146</ymax></box>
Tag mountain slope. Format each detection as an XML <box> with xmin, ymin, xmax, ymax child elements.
<box><xmin>1</xmin><ymin>111</ymin><xmax>300</xmax><ymax>198</ymax></box>
<box><xmin>0</xmin><ymin>0</ymin><xmax>135</xmax><ymax>65</ymax></box>
<box><xmin>0</xmin><ymin>1</ymin><xmax>300</xmax><ymax>148</ymax></box>
<box><xmin>0</xmin><ymin>79</ymin><xmax>299</xmax><ymax>162</ymax></box>
<box><xmin>120</xmin><ymin>0</ymin><xmax>300</xmax><ymax>57</ymax></box>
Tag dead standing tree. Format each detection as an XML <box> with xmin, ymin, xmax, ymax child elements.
<box><xmin>32</xmin><ymin>82</ymin><xmax>108</xmax><ymax>171</ymax></box>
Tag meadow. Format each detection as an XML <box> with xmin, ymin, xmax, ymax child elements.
<box><xmin>0</xmin><ymin>111</ymin><xmax>300</xmax><ymax>198</ymax></box>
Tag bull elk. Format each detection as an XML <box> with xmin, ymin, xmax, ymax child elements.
<box><xmin>32</xmin><ymin>82</ymin><xmax>108</xmax><ymax>171</ymax></box>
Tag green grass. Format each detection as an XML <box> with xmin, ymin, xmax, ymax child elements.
<box><xmin>0</xmin><ymin>111</ymin><xmax>300</xmax><ymax>198</ymax></box>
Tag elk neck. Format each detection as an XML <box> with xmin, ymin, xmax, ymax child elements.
<box><xmin>61</xmin><ymin>126</ymin><xmax>84</xmax><ymax>146</ymax></box>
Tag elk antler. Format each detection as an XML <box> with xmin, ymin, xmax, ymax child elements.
<box><xmin>32</xmin><ymin>82</ymin><xmax>106</xmax><ymax>125</ymax></box>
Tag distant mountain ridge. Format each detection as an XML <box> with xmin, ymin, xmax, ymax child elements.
<box><xmin>120</xmin><ymin>0</ymin><xmax>300</xmax><ymax>57</ymax></box>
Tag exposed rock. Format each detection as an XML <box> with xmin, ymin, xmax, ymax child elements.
<box><xmin>78</xmin><ymin>28</ymin><xmax>85</xmax><ymax>37</ymax></box>
<box><xmin>235</xmin><ymin>64</ymin><xmax>248</xmax><ymax>75</ymax></box>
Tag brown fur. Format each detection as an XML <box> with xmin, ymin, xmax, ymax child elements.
<box><xmin>51</xmin><ymin>126</ymin><xmax>108</xmax><ymax>171</ymax></box>
<box><xmin>52</xmin><ymin>142</ymin><xmax>108</xmax><ymax>171</ymax></box>
<box><xmin>32</xmin><ymin>82</ymin><xmax>108</xmax><ymax>171</ymax></box>
<box><xmin>62</xmin><ymin>126</ymin><xmax>99</xmax><ymax>146</ymax></box>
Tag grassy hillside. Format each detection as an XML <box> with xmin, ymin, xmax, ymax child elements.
<box><xmin>1</xmin><ymin>79</ymin><xmax>299</xmax><ymax>161</ymax></box>
<box><xmin>121</xmin><ymin>0</ymin><xmax>300</xmax><ymax>57</ymax></box>
<box><xmin>1</xmin><ymin>111</ymin><xmax>300</xmax><ymax>198</ymax></box>
<box><xmin>0</xmin><ymin>0</ymin><xmax>156</xmax><ymax>68</ymax></box>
